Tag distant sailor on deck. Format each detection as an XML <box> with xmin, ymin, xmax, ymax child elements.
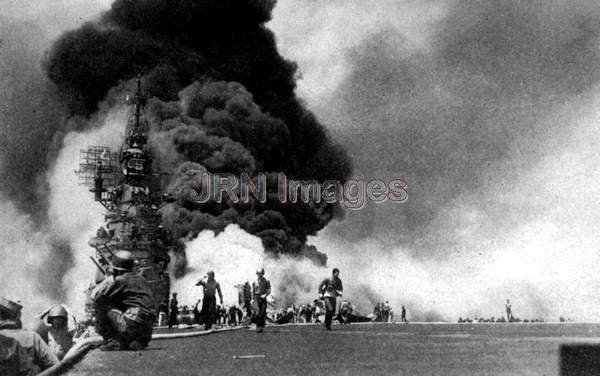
<box><xmin>196</xmin><ymin>270</ymin><xmax>223</xmax><ymax>330</ymax></box>
<box><xmin>242</xmin><ymin>281</ymin><xmax>252</xmax><ymax>320</ymax></box>
<box><xmin>401</xmin><ymin>306</ymin><xmax>408</xmax><ymax>323</ymax></box>
<box><xmin>91</xmin><ymin>250</ymin><xmax>156</xmax><ymax>351</ymax></box>
<box><xmin>168</xmin><ymin>293</ymin><xmax>179</xmax><ymax>329</ymax></box>
<box><xmin>157</xmin><ymin>299</ymin><xmax>168</xmax><ymax>327</ymax></box>
<box><xmin>252</xmin><ymin>268</ymin><xmax>271</xmax><ymax>333</ymax></box>
<box><xmin>318</xmin><ymin>268</ymin><xmax>343</xmax><ymax>330</ymax></box>
<box><xmin>505</xmin><ymin>299</ymin><xmax>513</xmax><ymax>322</ymax></box>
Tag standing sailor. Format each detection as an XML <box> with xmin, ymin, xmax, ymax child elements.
<box><xmin>168</xmin><ymin>293</ymin><xmax>179</xmax><ymax>329</ymax></box>
<box><xmin>505</xmin><ymin>299</ymin><xmax>513</xmax><ymax>322</ymax></box>
<box><xmin>318</xmin><ymin>268</ymin><xmax>343</xmax><ymax>330</ymax></box>
<box><xmin>252</xmin><ymin>268</ymin><xmax>271</xmax><ymax>333</ymax></box>
<box><xmin>91</xmin><ymin>250</ymin><xmax>156</xmax><ymax>351</ymax></box>
<box><xmin>242</xmin><ymin>281</ymin><xmax>253</xmax><ymax>320</ymax></box>
<box><xmin>157</xmin><ymin>299</ymin><xmax>168</xmax><ymax>327</ymax></box>
<box><xmin>192</xmin><ymin>299</ymin><xmax>202</xmax><ymax>325</ymax></box>
<box><xmin>196</xmin><ymin>271</ymin><xmax>223</xmax><ymax>330</ymax></box>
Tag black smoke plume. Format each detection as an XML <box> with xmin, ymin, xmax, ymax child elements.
<box><xmin>45</xmin><ymin>0</ymin><xmax>352</xmax><ymax>270</ymax></box>
<box><xmin>149</xmin><ymin>80</ymin><xmax>336</xmax><ymax>273</ymax></box>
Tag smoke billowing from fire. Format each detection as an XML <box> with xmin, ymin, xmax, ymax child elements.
<box><xmin>44</xmin><ymin>0</ymin><xmax>352</xmax><ymax>181</ymax></box>
<box><xmin>0</xmin><ymin>1</ymin><xmax>116</xmax><ymax>320</ymax></box>
<box><xmin>0</xmin><ymin>199</ymin><xmax>61</xmax><ymax>324</ymax></box>
<box><xmin>44</xmin><ymin>0</ymin><xmax>352</xmax><ymax>273</ymax></box>
<box><xmin>3</xmin><ymin>0</ymin><xmax>352</xmax><ymax>318</ymax></box>
<box><xmin>47</xmin><ymin>106</ymin><xmax>129</xmax><ymax>317</ymax></box>
<box><xmin>2</xmin><ymin>0</ymin><xmax>351</xmax><ymax>317</ymax></box>
<box><xmin>147</xmin><ymin>80</ymin><xmax>344</xmax><ymax>273</ymax></box>
<box><xmin>270</xmin><ymin>0</ymin><xmax>600</xmax><ymax>321</ymax></box>
<box><xmin>5</xmin><ymin>0</ymin><xmax>600</xmax><ymax>323</ymax></box>
<box><xmin>172</xmin><ymin>225</ymin><xmax>322</xmax><ymax>310</ymax></box>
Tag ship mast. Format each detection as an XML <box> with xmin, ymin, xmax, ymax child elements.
<box><xmin>76</xmin><ymin>76</ymin><xmax>171</xmax><ymax>311</ymax></box>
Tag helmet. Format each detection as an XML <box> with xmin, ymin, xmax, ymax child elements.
<box><xmin>0</xmin><ymin>297</ymin><xmax>22</xmax><ymax>316</ymax></box>
<box><xmin>48</xmin><ymin>305</ymin><xmax>67</xmax><ymax>319</ymax></box>
<box><xmin>332</xmin><ymin>267</ymin><xmax>340</xmax><ymax>274</ymax></box>
<box><xmin>111</xmin><ymin>251</ymin><xmax>135</xmax><ymax>271</ymax></box>
<box><xmin>206</xmin><ymin>270</ymin><xmax>215</xmax><ymax>277</ymax></box>
<box><xmin>256</xmin><ymin>268</ymin><xmax>265</xmax><ymax>275</ymax></box>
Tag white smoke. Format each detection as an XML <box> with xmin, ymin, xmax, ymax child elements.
<box><xmin>172</xmin><ymin>225</ymin><xmax>265</xmax><ymax>306</ymax></box>
<box><xmin>171</xmin><ymin>225</ymin><xmax>328</xmax><ymax>308</ymax></box>
<box><xmin>172</xmin><ymin>225</ymin><xmax>459</xmax><ymax>320</ymax></box>
<box><xmin>172</xmin><ymin>224</ymin><xmax>464</xmax><ymax>320</ymax></box>
<box><xmin>0</xmin><ymin>199</ymin><xmax>54</xmax><ymax>326</ymax></box>
<box><xmin>303</xmin><ymin>90</ymin><xmax>600</xmax><ymax>322</ymax></box>
<box><xmin>46</xmin><ymin>105</ymin><xmax>127</xmax><ymax>318</ymax></box>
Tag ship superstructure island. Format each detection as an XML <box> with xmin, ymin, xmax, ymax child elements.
<box><xmin>76</xmin><ymin>78</ymin><xmax>172</xmax><ymax>312</ymax></box>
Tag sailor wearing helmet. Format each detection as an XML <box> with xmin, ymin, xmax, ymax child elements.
<box><xmin>252</xmin><ymin>268</ymin><xmax>271</xmax><ymax>333</ymax></box>
<box><xmin>195</xmin><ymin>270</ymin><xmax>223</xmax><ymax>330</ymax></box>
<box><xmin>38</xmin><ymin>304</ymin><xmax>76</xmax><ymax>359</ymax></box>
<box><xmin>91</xmin><ymin>250</ymin><xmax>155</xmax><ymax>351</ymax></box>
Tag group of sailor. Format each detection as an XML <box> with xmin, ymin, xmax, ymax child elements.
<box><xmin>0</xmin><ymin>250</ymin><xmax>154</xmax><ymax>375</ymax></box>
<box><xmin>1</xmin><ymin>250</ymin><xmax>346</xmax><ymax>375</ymax></box>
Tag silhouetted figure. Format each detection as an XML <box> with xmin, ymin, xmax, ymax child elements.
<box><xmin>401</xmin><ymin>306</ymin><xmax>408</xmax><ymax>323</ymax></box>
<box><xmin>168</xmin><ymin>293</ymin><xmax>179</xmax><ymax>329</ymax></box>
<box><xmin>318</xmin><ymin>268</ymin><xmax>343</xmax><ymax>330</ymax></box>
<box><xmin>505</xmin><ymin>299</ymin><xmax>513</xmax><ymax>322</ymax></box>
<box><xmin>252</xmin><ymin>268</ymin><xmax>271</xmax><ymax>333</ymax></box>
<box><xmin>242</xmin><ymin>281</ymin><xmax>252</xmax><ymax>319</ymax></box>
<box><xmin>196</xmin><ymin>271</ymin><xmax>223</xmax><ymax>330</ymax></box>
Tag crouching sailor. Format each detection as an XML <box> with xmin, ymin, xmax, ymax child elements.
<box><xmin>0</xmin><ymin>297</ymin><xmax>57</xmax><ymax>373</ymax></box>
<box><xmin>91</xmin><ymin>250</ymin><xmax>155</xmax><ymax>351</ymax></box>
